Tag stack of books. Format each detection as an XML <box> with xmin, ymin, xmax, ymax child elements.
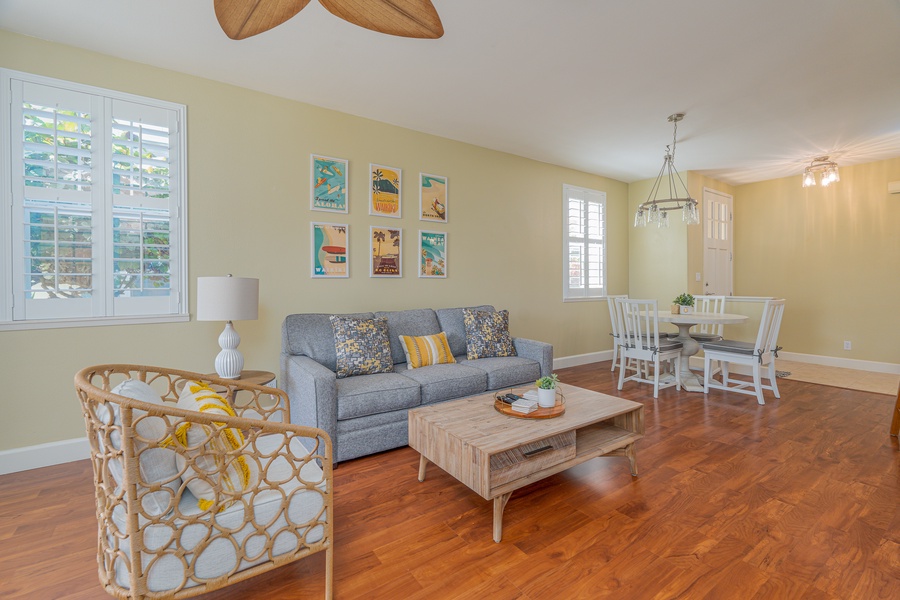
<box><xmin>511</xmin><ymin>398</ymin><xmax>539</xmax><ymax>414</ymax></box>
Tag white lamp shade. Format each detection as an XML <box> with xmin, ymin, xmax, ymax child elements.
<box><xmin>196</xmin><ymin>276</ymin><xmax>259</xmax><ymax>322</ymax></box>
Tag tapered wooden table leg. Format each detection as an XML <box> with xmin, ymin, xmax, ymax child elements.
<box><xmin>493</xmin><ymin>492</ymin><xmax>512</xmax><ymax>543</ymax></box>
<box><xmin>418</xmin><ymin>454</ymin><xmax>429</xmax><ymax>482</ymax></box>
<box><xmin>625</xmin><ymin>443</ymin><xmax>638</xmax><ymax>476</ymax></box>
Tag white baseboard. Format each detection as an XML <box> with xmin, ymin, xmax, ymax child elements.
<box><xmin>554</xmin><ymin>350</ymin><xmax>613</xmax><ymax>369</ymax></box>
<box><xmin>0</xmin><ymin>437</ymin><xmax>90</xmax><ymax>476</ymax></box>
<box><xmin>777</xmin><ymin>351</ymin><xmax>900</xmax><ymax>374</ymax></box>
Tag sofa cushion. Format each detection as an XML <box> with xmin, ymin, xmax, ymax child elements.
<box><xmin>463</xmin><ymin>308</ymin><xmax>517</xmax><ymax>360</ymax></box>
<box><xmin>331</xmin><ymin>315</ymin><xmax>394</xmax><ymax>378</ymax></box>
<box><xmin>394</xmin><ymin>362</ymin><xmax>487</xmax><ymax>404</ymax></box>
<box><xmin>336</xmin><ymin>372</ymin><xmax>421</xmax><ymax>420</ymax></box>
<box><xmin>459</xmin><ymin>356</ymin><xmax>542</xmax><ymax>390</ymax></box>
<box><xmin>375</xmin><ymin>308</ymin><xmax>442</xmax><ymax>364</ymax></box>
<box><xmin>399</xmin><ymin>332</ymin><xmax>456</xmax><ymax>369</ymax></box>
<box><xmin>282</xmin><ymin>312</ymin><xmax>374</xmax><ymax>371</ymax></box>
<box><xmin>435</xmin><ymin>305</ymin><xmax>495</xmax><ymax>357</ymax></box>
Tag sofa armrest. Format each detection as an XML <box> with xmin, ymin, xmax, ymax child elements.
<box><xmin>280</xmin><ymin>353</ymin><xmax>339</xmax><ymax>457</ymax></box>
<box><xmin>513</xmin><ymin>337</ymin><xmax>554</xmax><ymax>377</ymax></box>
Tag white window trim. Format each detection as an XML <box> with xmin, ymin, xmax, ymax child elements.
<box><xmin>0</xmin><ymin>68</ymin><xmax>189</xmax><ymax>330</ymax></box>
<box><xmin>563</xmin><ymin>183</ymin><xmax>607</xmax><ymax>302</ymax></box>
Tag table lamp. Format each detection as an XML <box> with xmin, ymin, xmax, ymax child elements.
<box><xmin>196</xmin><ymin>275</ymin><xmax>259</xmax><ymax>379</ymax></box>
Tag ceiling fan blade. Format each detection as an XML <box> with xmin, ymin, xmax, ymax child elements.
<box><xmin>215</xmin><ymin>0</ymin><xmax>312</xmax><ymax>40</ymax></box>
<box><xmin>319</xmin><ymin>0</ymin><xmax>443</xmax><ymax>39</ymax></box>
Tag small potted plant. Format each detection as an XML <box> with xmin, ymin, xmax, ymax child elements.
<box><xmin>673</xmin><ymin>292</ymin><xmax>694</xmax><ymax>314</ymax></box>
<box><xmin>535</xmin><ymin>373</ymin><xmax>560</xmax><ymax>408</ymax></box>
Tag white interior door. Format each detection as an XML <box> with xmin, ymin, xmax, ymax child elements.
<box><xmin>703</xmin><ymin>188</ymin><xmax>733</xmax><ymax>295</ymax></box>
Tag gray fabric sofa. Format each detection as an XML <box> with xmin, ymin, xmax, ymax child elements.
<box><xmin>281</xmin><ymin>305</ymin><xmax>553</xmax><ymax>464</ymax></box>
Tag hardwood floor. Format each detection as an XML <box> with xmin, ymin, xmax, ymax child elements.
<box><xmin>2</xmin><ymin>362</ymin><xmax>899</xmax><ymax>599</ymax></box>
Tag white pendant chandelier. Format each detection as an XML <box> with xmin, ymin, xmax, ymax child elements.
<box><xmin>634</xmin><ymin>113</ymin><xmax>699</xmax><ymax>228</ymax></box>
<box><xmin>801</xmin><ymin>156</ymin><xmax>840</xmax><ymax>188</ymax></box>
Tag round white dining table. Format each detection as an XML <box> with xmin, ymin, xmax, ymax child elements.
<box><xmin>656</xmin><ymin>311</ymin><xmax>748</xmax><ymax>392</ymax></box>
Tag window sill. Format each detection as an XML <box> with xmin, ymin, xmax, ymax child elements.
<box><xmin>0</xmin><ymin>313</ymin><xmax>190</xmax><ymax>332</ymax></box>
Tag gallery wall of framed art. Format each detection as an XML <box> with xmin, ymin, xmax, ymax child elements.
<box><xmin>310</xmin><ymin>153</ymin><xmax>449</xmax><ymax>280</ymax></box>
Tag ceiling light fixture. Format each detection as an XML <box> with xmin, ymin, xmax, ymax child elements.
<box><xmin>801</xmin><ymin>156</ymin><xmax>840</xmax><ymax>188</ymax></box>
<box><xmin>634</xmin><ymin>113</ymin><xmax>699</xmax><ymax>228</ymax></box>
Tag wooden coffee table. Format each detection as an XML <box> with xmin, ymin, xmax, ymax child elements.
<box><xmin>408</xmin><ymin>383</ymin><xmax>644</xmax><ymax>542</ymax></box>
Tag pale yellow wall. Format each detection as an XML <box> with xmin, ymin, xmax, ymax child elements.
<box><xmin>733</xmin><ymin>158</ymin><xmax>900</xmax><ymax>363</ymax></box>
<box><xmin>627</xmin><ymin>178</ymin><xmax>688</xmax><ymax>304</ymax></box>
<box><xmin>0</xmin><ymin>31</ymin><xmax>629</xmax><ymax>451</ymax></box>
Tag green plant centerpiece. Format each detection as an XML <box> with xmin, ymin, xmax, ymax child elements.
<box><xmin>535</xmin><ymin>373</ymin><xmax>560</xmax><ymax>408</ymax></box>
<box><xmin>673</xmin><ymin>292</ymin><xmax>695</xmax><ymax>314</ymax></box>
<box><xmin>673</xmin><ymin>293</ymin><xmax>694</xmax><ymax>307</ymax></box>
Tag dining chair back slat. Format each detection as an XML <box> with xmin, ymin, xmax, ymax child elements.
<box><xmin>607</xmin><ymin>295</ymin><xmax>628</xmax><ymax>372</ymax></box>
<box><xmin>692</xmin><ymin>295</ymin><xmax>727</xmax><ymax>341</ymax></box>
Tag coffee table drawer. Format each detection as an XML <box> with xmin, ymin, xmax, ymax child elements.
<box><xmin>489</xmin><ymin>431</ymin><xmax>576</xmax><ymax>487</ymax></box>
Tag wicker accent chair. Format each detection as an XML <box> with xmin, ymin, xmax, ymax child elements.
<box><xmin>74</xmin><ymin>364</ymin><xmax>333</xmax><ymax>599</ymax></box>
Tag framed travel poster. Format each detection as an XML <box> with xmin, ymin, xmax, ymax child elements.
<box><xmin>369</xmin><ymin>164</ymin><xmax>402</xmax><ymax>218</ymax></box>
<box><xmin>311</xmin><ymin>223</ymin><xmax>349</xmax><ymax>278</ymax></box>
<box><xmin>311</xmin><ymin>154</ymin><xmax>348</xmax><ymax>213</ymax></box>
<box><xmin>419</xmin><ymin>173</ymin><xmax>448</xmax><ymax>222</ymax></box>
<box><xmin>370</xmin><ymin>226</ymin><xmax>402</xmax><ymax>278</ymax></box>
<box><xmin>419</xmin><ymin>230</ymin><xmax>447</xmax><ymax>278</ymax></box>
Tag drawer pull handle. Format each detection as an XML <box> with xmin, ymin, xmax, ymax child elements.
<box><xmin>522</xmin><ymin>445</ymin><xmax>553</xmax><ymax>458</ymax></box>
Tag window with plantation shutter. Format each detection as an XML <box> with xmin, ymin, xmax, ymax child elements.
<box><xmin>563</xmin><ymin>184</ymin><xmax>606</xmax><ymax>301</ymax></box>
<box><xmin>1</xmin><ymin>69</ymin><xmax>188</xmax><ymax>329</ymax></box>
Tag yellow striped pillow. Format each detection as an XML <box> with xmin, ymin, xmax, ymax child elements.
<box><xmin>399</xmin><ymin>332</ymin><xmax>457</xmax><ymax>369</ymax></box>
<box><xmin>173</xmin><ymin>381</ymin><xmax>257</xmax><ymax>512</ymax></box>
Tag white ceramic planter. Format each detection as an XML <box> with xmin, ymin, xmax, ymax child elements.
<box><xmin>537</xmin><ymin>387</ymin><xmax>557</xmax><ymax>408</ymax></box>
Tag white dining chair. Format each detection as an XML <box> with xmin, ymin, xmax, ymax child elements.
<box><xmin>607</xmin><ymin>294</ymin><xmax>628</xmax><ymax>372</ymax></box>
<box><xmin>616</xmin><ymin>298</ymin><xmax>683</xmax><ymax>399</ymax></box>
<box><xmin>702</xmin><ymin>298</ymin><xmax>786</xmax><ymax>405</ymax></box>
<box><xmin>691</xmin><ymin>295</ymin><xmax>727</xmax><ymax>342</ymax></box>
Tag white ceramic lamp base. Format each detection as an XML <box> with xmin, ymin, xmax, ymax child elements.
<box><xmin>214</xmin><ymin>321</ymin><xmax>244</xmax><ymax>379</ymax></box>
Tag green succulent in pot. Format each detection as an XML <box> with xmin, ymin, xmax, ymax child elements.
<box><xmin>536</xmin><ymin>373</ymin><xmax>560</xmax><ymax>389</ymax></box>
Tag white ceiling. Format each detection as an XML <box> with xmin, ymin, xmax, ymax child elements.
<box><xmin>3</xmin><ymin>0</ymin><xmax>900</xmax><ymax>185</ymax></box>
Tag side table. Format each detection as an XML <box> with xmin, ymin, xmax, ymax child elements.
<box><xmin>204</xmin><ymin>370</ymin><xmax>276</xmax><ymax>387</ymax></box>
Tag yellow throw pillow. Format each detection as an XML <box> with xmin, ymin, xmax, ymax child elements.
<box><xmin>399</xmin><ymin>332</ymin><xmax>457</xmax><ymax>369</ymax></box>
<box><xmin>173</xmin><ymin>381</ymin><xmax>257</xmax><ymax>512</ymax></box>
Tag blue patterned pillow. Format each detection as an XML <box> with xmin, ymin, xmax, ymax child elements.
<box><xmin>463</xmin><ymin>309</ymin><xmax>517</xmax><ymax>360</ymax></box>
<box><xmin>330</xmin><ymin>315</ymin><xmax>394</xmax><ymax>378</ymax></box>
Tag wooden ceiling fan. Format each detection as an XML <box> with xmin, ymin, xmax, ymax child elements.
<box><xmin>214</xmin><ymin>0</ymin><xmax>443</xmax><ymax>40</ymax></box>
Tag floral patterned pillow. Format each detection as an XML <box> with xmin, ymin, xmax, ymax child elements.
<box><xmin>463</xmin><ymin>309</ymin><xmax>517</xmax><ymax>360</ymax></box>
<box><xmin>330</xmin><ymin>315</ymin><xmax>394</xmax><ymax>378</ymax></box>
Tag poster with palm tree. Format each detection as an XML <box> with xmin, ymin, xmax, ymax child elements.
<box><xmin>370</xmin><ymin>226</ymin><xmax>402</xmax><ymax>277</ymax></box>
<box><xmin>369</xmin><ymin>164</ymin><xmax>402</xmax><ymax>218</ymax></box>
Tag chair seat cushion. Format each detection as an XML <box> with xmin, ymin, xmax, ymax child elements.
<box><xmin>702</xmin><ymin>339</ymin><xmax>755</xmax><ymax>354</ymax></box>
<box><xmin>395</xmin><ymin>362</ymin><xmax>487</xmax><ymax>404</ymax></box>
<box><xmin>112</xmin><ymin>434</ymin><xmax>326</xmax><ymax>593</ymax></box>
<box><xmin>628</xmin><ymin>335</ymin><xmax>683</xmax><ymax>352</ymax></box>
<box><xmin>691</xmin><ymin>333</ymin><xmax>724</xmax><ymax>342</ymax></box>
<box><xmin>336</xmin><ymin>372</ymin><xmax>421</xmax><ymax>420</ymax></box>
